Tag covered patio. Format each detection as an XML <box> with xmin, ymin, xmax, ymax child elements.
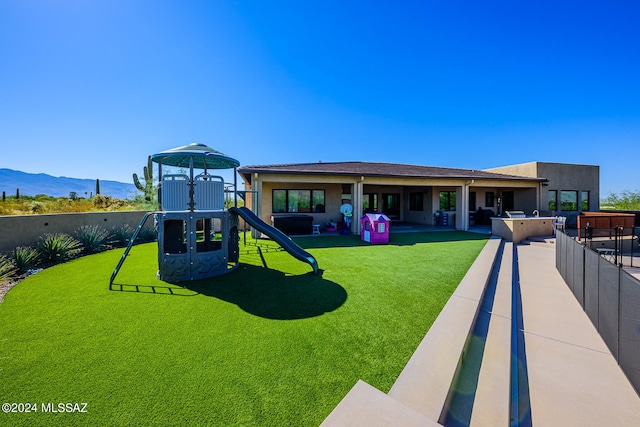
<box><xmin>238</xmin><ymin>161</ymin><xmax>549</xmax><ymax>236</ymax></box>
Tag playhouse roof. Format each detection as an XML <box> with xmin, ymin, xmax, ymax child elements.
<box><xmin>151</xmin><ymin>143</ymin><xmax>240</xmax><ymax>169</ymax></box>
<box><xmin>363</xmin><ymin>213</ymin><xmax>390</xmax><ymax>222</ymax></box>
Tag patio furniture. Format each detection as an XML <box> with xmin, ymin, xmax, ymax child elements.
<box><xmin>552</xmin><ymin>216</ymin><xmax>566</xmax><ymax>235</ymax></box>
<box><xmin>596</xmin><ymin>247</ymin><xmax>617</xmax><ymax>262</ymax></box>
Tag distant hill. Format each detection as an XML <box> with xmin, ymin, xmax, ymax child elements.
<box><xmin>0</xmin><ymin>169</ymin><xmax>138</xmax><ymax>199</ymax></box>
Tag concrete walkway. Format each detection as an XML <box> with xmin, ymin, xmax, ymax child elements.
<box><xmin>322</xmin><ymin>239</ymin><xmax>640</xmax><ymax>426</ymax></box>
<box><xmin>516</xmin><ymin>243</ymin><xmax>640</xmax><ymax>426</ymax></box>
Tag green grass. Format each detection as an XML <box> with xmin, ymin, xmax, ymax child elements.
<box><xmin>0</xmin><ymin>231</ymin><xmax>488</xmax><ymax>426</ymax></box>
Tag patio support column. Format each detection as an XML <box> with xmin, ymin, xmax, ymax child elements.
<box><xmin>353</xmin><ymin>178</ymin><xmax>364</xmax><ymax>235</ymax></box>
<box><xmin>252</xmin><ymin>173</ymin><xmax>262</xmax><ymax>239</ymax></box>
<box><xmin>460</xmin><ymin>183</ymin><xmax>468</xmax><ymax>230</ymax></box>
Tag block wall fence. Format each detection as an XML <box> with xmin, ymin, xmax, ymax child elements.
<box><xmin>0</xmin><ymin>211</ymin><xmax>150</xmax><ymax>254</ymax></box>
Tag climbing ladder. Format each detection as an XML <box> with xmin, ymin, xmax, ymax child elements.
<box><xmin>109</xmin><ymin>212</ymin><xmax>155</xmax><ymax>286</ymax></box>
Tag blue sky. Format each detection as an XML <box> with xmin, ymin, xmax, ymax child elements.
<box><xmin>1</xmin><ymin>1</ymin><xmax>638</xmax><ymax>197</ymax></box>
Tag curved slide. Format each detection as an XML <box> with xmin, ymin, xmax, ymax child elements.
<box><xmin>229</xmin><ymin>207</ymin><xmax>319</xmax><ymax>275</ymax></box>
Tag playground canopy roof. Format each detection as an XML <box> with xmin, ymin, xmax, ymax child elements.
<box><xmin>151</xmin><ymin>143</ymin><xmax>240</xmax><ymax>170</ymax></box>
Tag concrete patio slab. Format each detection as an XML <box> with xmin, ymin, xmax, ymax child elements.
<box><xmin>320</xmin><ymin>380</ymin><xmax>440</xmax><ymax>427</ymax></box>
<box><xmin>517</xmin><ymin>243</ymin><xmax>640</xmax><ymax>426</ymax></box>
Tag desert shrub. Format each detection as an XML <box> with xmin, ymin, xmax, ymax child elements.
<box><xmin>92</xmin><ymin>195</ymin><xmax>128</xmax><ymax>211</ymax></box>
<box><xmin>36</xmin><ymin>233</ymin><xmax>82</xmax><ymax>264</ymax></box>
<box><xmin>29</xmin><ymin>201</ymin><xmax>47</xmax><ymax>213</ymax></box>
<box><xmin>52</xmin><ymin>198</ymin><xmax>74</xmax><ymax>212</ymax></box>
<box><xmin>0</xmin><ymin>255</ymin><xmax>17</xmax><ymax>285</ymax></box>
<box><xmin>131</xmin><ymin>194</ymin><xmax>158</xmax><ymax>211</ymax></box>
<box><xmin>93</xmin><ymin>194</ymin><xmax>113</xmax><ymax>209</ymax></box>
<box><xmin>10</xmin><ymin>246</ymin><xmax>40</xmax><ymax>273</ymax></box>
<box><xmin>76</xmin><ymin>225</ymin><xmax>110</xmax><ymax>254</ymax></box>
<box><xmin>602</xmin><ymin>190</ymin><xmax>640</xmax><ymax>210</ymax></box>
<box><xmin>110</xmin><ymin>224</ymin><xmax>135</xmax><ymax>247</ymax></box>
<box><xmin>0</xmin><ymin>204</ymin><xmax>13</xmax><ymax>215</ymax></box>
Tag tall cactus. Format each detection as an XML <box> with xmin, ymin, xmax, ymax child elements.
<box><xmin>95</xmin><ymin>178</ymin><xmax>100</xmax><ymax>195</ymax></box>
<box><xmin>133</xmin><ymin>156</ymin><xmax>155</xmax><ymax>201</ymax></box>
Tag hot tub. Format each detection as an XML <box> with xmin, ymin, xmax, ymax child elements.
<box><xmin>270</xmin><ymin>214</ymin><xmax>313</xmax><ymax>236</ymax></box>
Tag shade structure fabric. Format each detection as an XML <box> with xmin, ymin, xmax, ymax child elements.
<box><xmin>151</xmin><ymin>143</ymin><xmax>240</xmax><ymax>170</ymax></box>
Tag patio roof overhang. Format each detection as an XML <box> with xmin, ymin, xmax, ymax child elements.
<box><xmin>238</xmin><ymin>161</ymin><xmax>548</xmax><ymax>185</ymax></box>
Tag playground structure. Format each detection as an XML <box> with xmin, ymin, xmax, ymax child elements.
<box><xmin>109</xmin><ymin>143</ymin><xmax>318</xmax><ymax>285</ymax></box>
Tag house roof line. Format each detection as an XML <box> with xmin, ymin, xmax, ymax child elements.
<box><xmin>238</xmin><ymin>161</ymin><xmax>548</xmax><ymax>182</ymax></box>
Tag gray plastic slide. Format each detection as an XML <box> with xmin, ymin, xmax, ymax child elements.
<box><xmin>229</xmin><ymin>207</ymin><xmax>318</xmax><ymax>274</ymax></box>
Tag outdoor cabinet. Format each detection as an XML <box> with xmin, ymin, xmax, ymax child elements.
<box><xmin>270</xmin><ymin>214</ymin><xmax>313</xmax><ymax>236</ymax></box>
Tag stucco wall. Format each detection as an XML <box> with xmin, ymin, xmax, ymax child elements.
<box><xmin>491</xmin><ymin>217</ymin><xmax>554</xmax><ymax>243</ymax></box>
<box><xmin>512</xmin><ymin>188</ymin><xmax>537</xmax><ymax>215</ymax></box>
<box><xmin>0</xmin><ymin>211</ymin><xmax>150</xmax><ymax>254</ymax></box>
<box><xmin>403</xmin><ymin>186</ymin><xmax>432</xmax><ymax>224</ymax></box>
<box><xmin>487</xmin><ymin>161</ymin><xmax>600</xmax><ymax>222</ymax></box>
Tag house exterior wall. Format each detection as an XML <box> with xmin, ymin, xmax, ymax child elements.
<box><xmin>536</xmin><ymin>162</ymin><xmax>600</xmax><ymax>212</ymax></box>
<box><xmin>241</xmin><ymin>169</ymin><xmax>547</xmax><ymax>234</ymax></box>
<box><xmin>471</xmin><ymin>188</ymin><xmax>497</xmax><ymax>211</ymax></box>
<box><xmin>260</xmin><ymin>181</ymin><xmax>343</xmax><ymax>230</ymax></box>
<box><xmin>402</xmin><ymin>186</ymin><xmax>432</xmax><ymax>224</ymax></box>
<box><xmin>486</xmin><ymin>161</ymin><xmax>600</xmax><ymax>226</ymax></box>
<box><xmin>512</xmin><ymin>188</ymin><xmax>538</xmax><ymax>215</ymax></box>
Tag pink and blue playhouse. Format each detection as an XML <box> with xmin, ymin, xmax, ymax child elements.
<box><xmin>361</xmin><ymin>213</ymin><xmax>390</xmax><ymax>244</ymax></box>
<box><xmin>110</xmin><ymin>143</ymin><xmax>318</xmax><ymax>285</ymax></box>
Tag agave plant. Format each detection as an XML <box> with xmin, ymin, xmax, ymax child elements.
<box><xmin>137</xmin><ymin>226</ymin><xmax>158</xmax><ymax>243</ymax></box>
<box><xmin>110</xmin><ymin>224</ymin><xmax>135</xmax><ymax>247</ymax></box>
<box><xmin>36</xmin><ymin>233</ymin><xmax>82</xmax><ymax>264</ymax></box>
<box><xmin>10</xmin><ymin>246</ymin><xmax>40</xmax><ymax>274</ymax></box>
<box><xmin>0</xmin><ymin>255</ymin><xmax>17</xmax><ymax>285</ymax></box>
<box><xmin>76</xmin><ymin>225</ymin><xmax>111</xmax><ymax>254</ymax></box>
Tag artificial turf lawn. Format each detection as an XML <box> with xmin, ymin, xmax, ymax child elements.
<box><xmin>0</xmin><ymin>231</ymin><xmax>488</xmax><ymax>426</ymax></box>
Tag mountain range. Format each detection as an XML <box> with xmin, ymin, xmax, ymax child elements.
<box><xmin>0</xmin><ymin>168</ymin><xmax>138</xmax><ymax>199</ymax></box>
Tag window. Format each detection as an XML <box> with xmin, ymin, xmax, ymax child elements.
<box><xmin>581</xmin><ymin>191</ymin><xmax>589</xmax><ymax>211</ymax></box>
<box><xmin>409</xmin><ymin>192</ymin><xmax>424</xmax><ymax>211</ymax></box>
<box><xmin>440</xmin><ymin>191</ymin><xmax>456</xmax><ymax>210</ymax></box>
<box><xmin>273</xmin><ymin>190</ymin><xmax>286</xmax><ymax>213</ymax></box>
<box><xmin>561</xmin><ymin>191</ymin><xmax>578</xmax><ymax>211</ymax></box>
<box><xmin>272</xmin><ymin>190</ymin><xmax>325</xmax><ymax>213</ymax></box>
<box><xmin>363</xmin><ymin>193</ymin><xmax>378</xmax><ymax>212</ymax></box>
<box><xmin>469</xmin><ymin>192</ymin><xmax>476</xmax><ymax>211</ymax></box>
<box><xmin>485</xmin><ymin>192</ymin><xmax>494</xmax><ymax>208</ymax></box>
<box><xmin>548</xmin><ymin>190</ymin><xmax>557</xmax><ymax>211</ymax></box>
<box><xmin>312</xmin><ymin>190</ymin><xmax>325</xmax><ymax>212</ymax></box>
<box><xmin>287</xmin><ymin>190</ymin><xmax>310</xmax><ymax>212</ymax></box>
